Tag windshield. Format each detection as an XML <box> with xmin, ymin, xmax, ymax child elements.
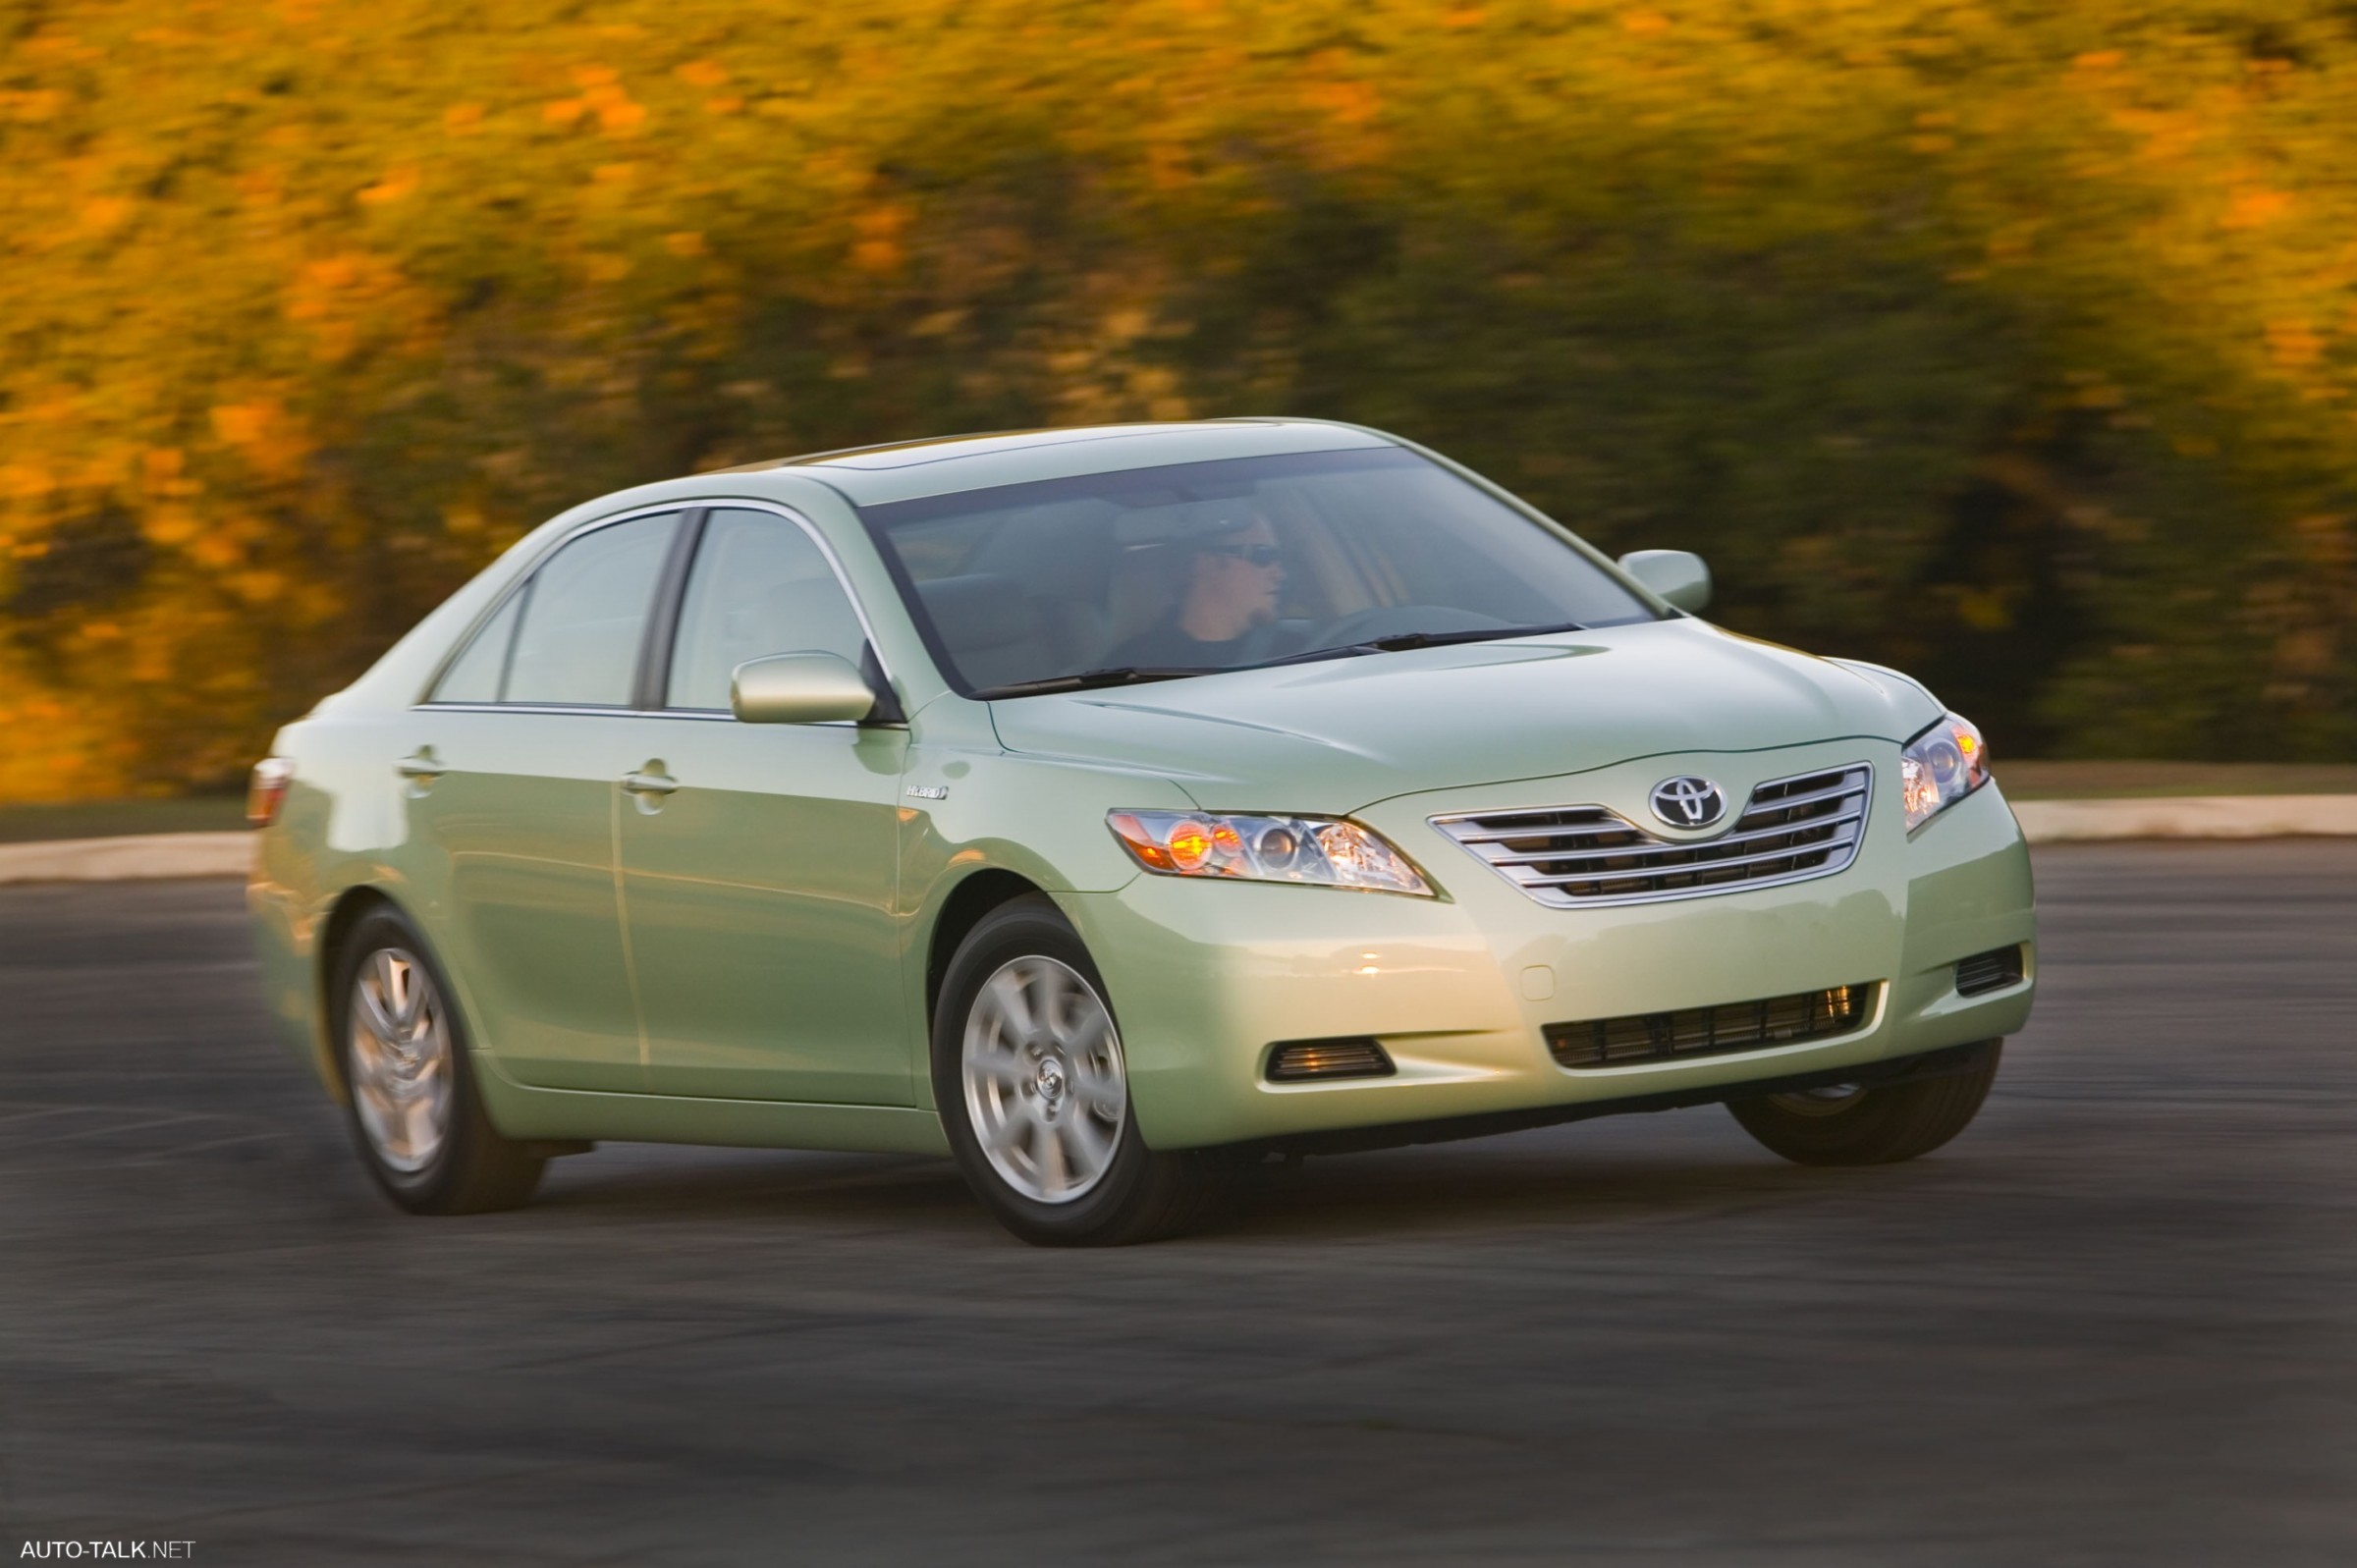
<box><xmin>858</xmin><ymin>446</ymin><xmax>1659</xmax><ymax>697</ymax></box>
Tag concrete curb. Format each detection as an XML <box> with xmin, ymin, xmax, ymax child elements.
<box><xmin>2007</xmin><ymin>794</ymin><xmax>2357</xmax><ymax>843</ymax></box>
<box><xmin>3</xmin><ymin>794</ymin><xmax>2356</xmax><ymax>885</ymax></box>
<box><xmin>0</xmin><ymin>831</ymin><xmax>254</xmax><ymax>886</ymax></box>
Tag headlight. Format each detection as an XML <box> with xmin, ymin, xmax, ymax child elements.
<box><xmin>1900</xmin><ymin>713</ymin><xmax>1991</xmax><ymax>832</ymax></box>
<box><xmin>1106</xmin><ymin>810</ymin><xmax>1435</xmax><ymax>896</ymax></box>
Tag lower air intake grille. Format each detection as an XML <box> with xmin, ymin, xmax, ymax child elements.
<box><xmin>1266</xmin><ymin>1038</ymin><xmax>1396</xmax><ymax>1083</ymax></box>
<box><xmin>1544</xmin><ymin>982</ymin><xmax>1880</xmax><ymax>1069</ymax></box>
<box><xmin>1954</xmin><ymin>945</ymin><xmax>2025</xmax><ymax>998</ymax></box>
<box><xmin>1432</xmin><ymin>763</ymin><xmax>1873</xmax><ymax>908</ymax></box>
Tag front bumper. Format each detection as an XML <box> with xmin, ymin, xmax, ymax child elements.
<box><xmin>1066</xmin><ymin>743</ymin><xmax>2036</xmax><ymax>1151</ymax></box>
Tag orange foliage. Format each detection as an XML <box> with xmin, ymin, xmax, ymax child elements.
<box><xmin>1</xmin><ymin>0</ymin><xmax>2354</xmax><ymax>794</ymax></box>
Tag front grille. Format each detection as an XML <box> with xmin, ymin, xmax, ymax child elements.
<box><xmin>1545</xmin><ymin>982</ymin><xmax>1880</xmax><ymax>1069</ymax></box>
<box><xmin>1265</xmin><ymin>1037</ymin><xmax>1396</xmax><ymax>1083</ymax></box>
<box><xmin>1432</xmin><ymin>763</ymin><xmax>1872</xmax><ymax>908</ymax></box>
<box><xmin>1954</xmin><ymin>945</ymin><xmax>2025</xmax><ymax>998</ymax></box>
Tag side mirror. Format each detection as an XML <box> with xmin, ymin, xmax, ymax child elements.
<box><xmin>1617</xmin><ymin>549</ymin><xmax>1712</xmax><ymax>615</ymax></box>
<box><xmin>731</xmin><ymin>652</ymin><xmax>879</xmax><ymax>725</ymax></box>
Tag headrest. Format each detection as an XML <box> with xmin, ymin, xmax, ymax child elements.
<box><xmin>1110</xmin><ymin>494</ymin><xmax>1263</xmax><ymax>549</ymax></box>
<box><xmin>918</xmin><ymin>573</ymin><xmax>1042</xmax><ymax>651</ymax></box>
<box><xmin>746</xmin><ymin>575</ymin><xmax>865</xmax><ymax>659</ymax></box>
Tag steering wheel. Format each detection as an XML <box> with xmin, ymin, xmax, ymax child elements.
<box><xmin>1309</xmin><ymin>606</ymin><xmax>1512</xmax><ymax>647</ymax></box>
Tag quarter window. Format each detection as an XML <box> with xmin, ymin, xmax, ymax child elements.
<box><xmin>430</xmin><ymin>587</ymin><xmax>526</xmax><ymax>704</ymax></box>
<box><xmin>667</xmin><ymin>509</ymin><xmax>868</xmax><ymax>711</ymax></box>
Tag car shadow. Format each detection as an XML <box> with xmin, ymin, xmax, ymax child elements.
<box><xmin>520</xmin><ymin>1110</ymin><xmax>1951</xmax><ymax>1245</ymax></box>
<box><xmin>531</xmin><ymin>1145</ymin><xmax>972</xmax><ymax>1223</ymax></box>
<box><xmin>1219</xmin><ymin>1134</ymin><xmax>1929</xmax><ymax>1244</ymax></box>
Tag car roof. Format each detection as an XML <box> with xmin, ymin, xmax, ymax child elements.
<box><xmin>716</xmin><ymin>417</ymin><xmax>1398</xmax><ymax>508</ymax></box>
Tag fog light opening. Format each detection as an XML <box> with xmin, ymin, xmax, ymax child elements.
<box><xmin>1265</xmin><ymin>1038</ymin><xmax>1396</xmax><ymax>1083</ymax></box>
<box><xmin>1953</xmin><ymin>945</ymin><xmax>2026</xmax><ymax>998</ymax></box>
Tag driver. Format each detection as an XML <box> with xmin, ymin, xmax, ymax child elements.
<box><xmin>1104</xmin><ymin>508</ymin><xmax>1287</xmax><ymax>670</ymax></box>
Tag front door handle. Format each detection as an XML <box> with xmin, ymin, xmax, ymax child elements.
<box><xmin>622</xmin><ymin>771</ymin><xmax>679</xmax><ymax>796</ymax></box>
<box><xmin>396</xmin><ymin>750</ymin><xmax>444</xmax><ymax>782</ymax></box>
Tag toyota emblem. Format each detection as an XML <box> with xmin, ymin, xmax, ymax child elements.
<box><xmin>1650</xmin><ymin>776</ymin><xmax>1727</xmax><ymax>830</ymax></box>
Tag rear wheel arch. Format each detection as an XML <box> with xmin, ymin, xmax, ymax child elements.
<box><xmin>315</xmin><ymin>886</ymin><xmax>410</xmax><ymax>1092</ymax></box>
<box><xmin>327</xmin><ymin>899</ymin><xmax>548</xmax><ymax>1215</ymax></box>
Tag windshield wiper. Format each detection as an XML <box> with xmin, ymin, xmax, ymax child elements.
<box><xmin>972</xmin><ymin>666</ymin><xmax>1213</xmax><ymax>698</ymax></box>
<box><xmin>975</xmin><ymin>622</ymin><xmax>1592</xmax><ymax>695</ymax></box>
<box><xmin>1251</xmin><ymin>621</ymin><xmax>1589</xmax><ymax>670</ymax></box>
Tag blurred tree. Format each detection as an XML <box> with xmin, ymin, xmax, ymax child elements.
<box><xmin>1</xmin><ymin>0</ymin><xmax>2352</xmax><ymax>796</ymax></box>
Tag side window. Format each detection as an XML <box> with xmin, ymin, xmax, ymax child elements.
<box><xmin>667</xmin><ymin>509</ymin><xmax>868</xmax><ymax>711</ymax></box>
<box><xmin>500</xmin><ymin>512</ymin><xmax>680</xmax><ymax>707</ymax></box>
<box><xmin>430</xmin><ymin>587</ymin><xmax>526</xmax><ymax>704</ymax></box>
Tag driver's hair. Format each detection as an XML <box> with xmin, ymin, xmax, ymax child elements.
<box><xmin>1182</xmin><ymin>507</ymin><xmax>1269</xmax><ymax>555</ymax></box>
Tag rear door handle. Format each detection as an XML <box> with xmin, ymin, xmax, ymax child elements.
<box><xmin>396</xmin><ymin>750</ymin><xmax>444</xmax><ymax>781</ymax></box>
<box><xmin>622</xmin><ymin>771</ymin><xmax>679</xmax><ymax>796</ymax></box>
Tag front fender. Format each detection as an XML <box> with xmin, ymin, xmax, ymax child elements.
<box><xmin>895</xmin><ymin>704</ymin><xmax>1198</xmax><ymax>1108</ymax></box>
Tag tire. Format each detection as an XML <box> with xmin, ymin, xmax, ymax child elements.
<box><xmin>931</xmin><ymin>893</ymin><xmax>1233</xmax><ymax>1245</ymax></box>
<box><xmin>1727</xmin><ymin>1039</ymin><xmax>2002</xmax><ymax>1166</ymax></box>
<box><xmin>332</xmin><ymin>906</ymin><xmax>545</xmax><ymax>1215</ymax></box>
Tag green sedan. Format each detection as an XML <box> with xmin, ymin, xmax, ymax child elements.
<box><xmin>247</xmin><ymin>419</ymin><xmax>2035</xmax><ymax>1244</ymax></box>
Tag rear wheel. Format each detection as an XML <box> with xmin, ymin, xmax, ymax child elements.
<box><xmin>333</xmin><ymin>907</ymin><xmax>544</xmax><ymax>1215</ymax></box>
<box><xmin>1727</xmin><ymin>1040</ymin><xmax>2003</xmax><ymax>1165</ymax></box>
<box><xmin>932</xmin><ymin>894</ymin><xmax>1232</xmax><ymax>1245</ymax></box>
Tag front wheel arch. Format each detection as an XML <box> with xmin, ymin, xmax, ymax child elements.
<box><xmin>929</xmin><ymin>892</ymin><xmax>1233</xmax><ymax>1244</ymax></box>
<box><xmin>924</xmin><ymin>869</ymin><xmax>1049</xmax><ymax>1026</ymax></box>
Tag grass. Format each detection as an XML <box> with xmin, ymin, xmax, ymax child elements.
<box><xmin>0</xmin><ymin>796</ymin><xmax>250</xmax><ymax>844</ymax></box>
<box><xmin>1995</xmin><ymin>761</ymin><xmax>2357</xmax><ymax>800</ymax></box>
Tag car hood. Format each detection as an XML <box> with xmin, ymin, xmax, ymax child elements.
<box><xmin>984</xmin><ymin>619</ymin><xmax>1942</xmax><ymax>812</ymax></box>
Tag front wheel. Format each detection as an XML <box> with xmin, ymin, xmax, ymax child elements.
<box><xmin>932</xmin><ymin>894</ymin><xmax>1233</xmax><ymax>1245</ymax></box>
<box><xmin>1727</xmin><ymin>1040</ymin><xmax>2003</xmax><ymax>1166</ymax></box>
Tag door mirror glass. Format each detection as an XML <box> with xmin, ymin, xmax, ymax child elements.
<box><xmin>731</xmin><ymin>652</ymin><xmax>878</xmax><ymax>725</ymax></box>
<box><xmin>1617</xmin><ymin>549</ymin><xmax>1712</xmax><ymax>615</ymax></box>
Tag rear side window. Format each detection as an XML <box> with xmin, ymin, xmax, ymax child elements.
<box><xmin>433</xmin><ymin>512</ymin><xmax>679</xmax><ymax>707</ymax></box>
<box><xmin>666</xmin><ymin>509</ymin><xmax>867</xmax><ymax>711</ymax></box>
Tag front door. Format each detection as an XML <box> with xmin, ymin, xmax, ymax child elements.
<box><xmin>618</xmin><ymin>506</ymin><xmax>911</xmax><ymax>1106</ymax></box>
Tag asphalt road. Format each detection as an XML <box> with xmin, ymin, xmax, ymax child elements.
<box><xmin>4</xmin><ymin>842</ymin><xmax>2354</xmax><ymax>1566</ymax></box>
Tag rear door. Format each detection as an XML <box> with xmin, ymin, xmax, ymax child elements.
<box><xmin>614</xmin><ymin>505</ymin><xmax>912</xmax><ymax>1106</ymax></box>
<box><xmin>406</xmin><ymin>508</ymin><xmax>684</xmax><ymax>1092</ymax></box>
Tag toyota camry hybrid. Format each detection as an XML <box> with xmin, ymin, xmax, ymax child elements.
<box><xmin>247</xmin><ymin>418</ymin><xmax>2036</xmax><ymax>1244</ymax></box>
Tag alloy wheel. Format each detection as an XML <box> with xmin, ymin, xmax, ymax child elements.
<box><xmin>348</xmin><ymin>947</ymin><xmax>455</xmax><ymax>1174</ymax></box>
<box><xmin>960</xmin><ymin>956</ymin><xmax>1128</xmax><ymax>1204</ymax></box>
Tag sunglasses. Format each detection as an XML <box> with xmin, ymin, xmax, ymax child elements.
<box><xmin>1204</xmin><ymin>542</ymin><xmax>1286</xmax><ymax>567</ymax></box>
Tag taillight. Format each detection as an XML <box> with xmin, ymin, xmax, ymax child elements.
<box><xmin>247</xmin><ymin>757</ymin><xmax>295</xmax><ymax>827</ymax></box>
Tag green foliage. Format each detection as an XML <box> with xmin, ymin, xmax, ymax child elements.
<box><xmin>3</xmin><ymin>0</ymin><xmax>2353</xmax><ymax>796</ymax></box>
